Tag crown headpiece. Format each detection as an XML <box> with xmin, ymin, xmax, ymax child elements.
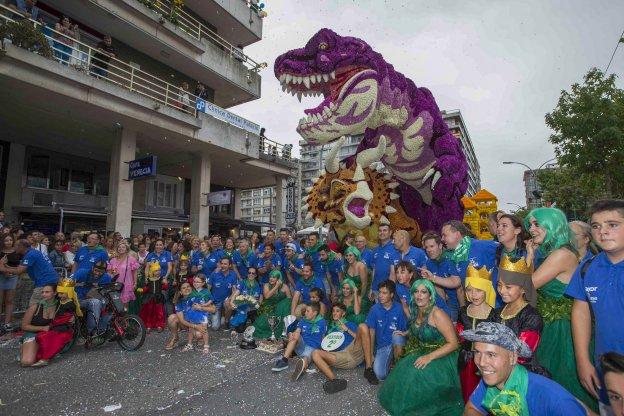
<box><xmin>57</xmin><ymin>277</ymin><xmax>76</xmax><ymax>288</ymax></box>
<box><xmin>466</xmin><ymin>264</ymin><xmax>492</xmax><ymax>281</ymax></box>
<box><xmin>180</xmin><ymin>254</ymin><xmax>189</xmax><ymax>262</ymax></box>
<box><xmin>499</xmin><ymin>255</ymin><xmax>533</xmax><ymax>275</ymax></box>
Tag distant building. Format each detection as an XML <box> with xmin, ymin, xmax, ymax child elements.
<box><xmin>523</xmin><ymin>164</ymin><xmax>556</xmax><ymax>210</ymax></box>
<box><xmin>441</xmin><ymin>110</ymin><xmax>481</xmax><ymax>196</ymax></box>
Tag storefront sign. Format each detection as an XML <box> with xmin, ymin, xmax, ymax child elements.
<box><xmin>196</xmin><ymin>99</ymin><xmax>261</xmax><ymax>136</ymax></box>
<box><xmin>128</xmin><ymin>156</ymin><xmax>157</xmax><ymax>180</ymax></box>
<box><xmin>208</xmin><ymin>190</ymin><xmax>232</xmax><ymax>206</ymax></box>
<box><xmin>285</xmin><ymin>177</ymin><xmax>296</xmax><ymax>226</ymax></box>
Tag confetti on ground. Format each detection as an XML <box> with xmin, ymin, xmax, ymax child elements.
<box><xmin>103</xmin><ymin>404</ymin><xmax>122</xmax><ymax>412</ymax></box>
<box><xmin>176</xmin><ymin>390</ymin><xmax>184</xmax><ymax>395</ymax></box>
<box><xmin>215</xmin><ymin>364</ymin><xmax>226</xmax><ymax>368</ymax></box>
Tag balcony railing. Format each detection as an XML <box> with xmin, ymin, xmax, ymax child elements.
<box><xmin>259</xmin><ymin>136</ymin><xmax>295</xmax><ymax>162</ymax></box>
<box><xmin>135</xmin><ymin>0</ymin><xmax>266</xmax><ymax>72</ymax></box>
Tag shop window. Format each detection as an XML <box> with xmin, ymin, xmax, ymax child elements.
<box><xmin>69</xmin><ymin>170</ymin><xmax>94</xmax><ymax>194</ymax></box>
<box><xmin>26</xmin><ymin>154</ymin><xmax>50</xmax><ymax>188</ymax></box>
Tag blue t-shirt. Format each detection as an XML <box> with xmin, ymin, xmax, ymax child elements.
<box><xmin>469</xmin><ymin>370</ymin><xmax>587</xmax><ymax>415</ymax></box>
<box><xmin>425</xmin><ymin>257</ymin><xmax>459</xmax><ymax>311</ymax></box>
<box><xmin>275</xmin><ymin>240</ymin><xmax>304</xmax><ymax>259</ymax></box>
<box><xmin>73</xmin><ymin>268</ymin><xmax>112</xmax><ymax>300</ymax></box>
<box><xmin>392</xmin><ymin>246</ymin><xmax>427</xmax><ymax>270</ymax></box>
<box><xmin>359</xmin><ymin>247</ymin><xmax>373</xmax><ymax>270</ymax></box>
<box><xmin>205</xmin><ymin>249</ymin><xmax>225</xmax><ymax>274</ymax></box>
<box><xmin>191</xmin><ymin>250</ymin><xmax>209</xmax><ymax>270</ymax></box>
<box><xmin>305</xmin><ymin>249</ymin><xmax>324</xmax><ymax>278</ymax></box>
<box><xmin>145</xmin><ymin>251</ymin><xmax>173</xmax><ymax>278</ymax></box>
<box><xmin>236</xmin><ymin>281</ymin><xmax>262</xmax><ymax>300</ymax></box>
<box><xmin>371</xmin><ymin>241</ymin><xmax>399</xmax><ymax>291</ymax></box>
<box><xmin>21</xmin><ymin>249</ymin><xmax>58</xmax><ymax>287</ymax></box>
<box><xmin>447</xmin><ymin>239</ymin><xmax>498</xmax><ymax>285</ymax></box>
<box><xmin>295</xmin><ymin>277</ymin><xmax>325</xmax><ymax>304</ymax></box>
<box><xmin>232</xmin><ymin>250</ymin><xmax>257</xmax><ymax>276</ymax></box>
<box><xmin>208</xmin><ymin>270</ymin><xmax>237</xmax><ymax>304</ymax></box>
<box><xmin>256</xmin><ymin>253</ymin><xmax>282</xmax><ymax>285</ymax></box>
<box><xmin>298</xmin><ymin>317</ymin><xmax>327</xmax><ymax>349</ymax></box>
<box><xmin>282</xmin><ymin>255</ymin><xmax>305</xmax><ymax>282</ymax></box>
<box><xmin>175</xmin><ymin>296</ymin><xmax>193</xmax><ymax>314</ymax></box>
<box><xmin>320</xmin><ymin>257</ymin><xmax>343</xmax><ymax>287</ymax></box>
<box><xmin>74</xmin><ymin>246</ymin><xmax>109</xmax><ymax>272</ymax></box>
<box><xmin>330</xmin><ymin>321</ymin><xmax>358</xmax><ymax>352</ymax></box>
<box><xmin>365</xmin><ymin>301</ymin><xmax>407</xmax><ymax>349</ymax></box>
<box><xmin>565</xmin><ymin>252</ymin><xmax>624</xmax><ymax>360</ymax></box>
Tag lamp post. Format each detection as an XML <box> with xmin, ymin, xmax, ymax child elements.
<box><xmin>507</xmin><ymin>202</ymin><xmax>523</xmax><ymax>209</ymax></box>
<box><xmin>502</xmin><ymin>158</ymin><xmax>556</xmax><ymax>208</ymax></box>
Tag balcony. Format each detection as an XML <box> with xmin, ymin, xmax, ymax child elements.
<box><xmin>45</xmin><ymin>0</ymin><xmax>263</xmax><ymax>107</ymax></box>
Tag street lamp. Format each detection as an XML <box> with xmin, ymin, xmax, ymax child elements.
<box><xmin>502</xmin><ymin>158</ymin><xmax>556</xmax><ymax>207</ymax></box>
<box><xmin>506</xmin><ymin>202</ymin><xmax>524</xmax><ymax>210</ymax></box>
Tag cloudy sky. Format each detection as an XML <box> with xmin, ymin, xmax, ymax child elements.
<box><xmin>233</xmin><ymin>0</ymin><xmax>624</xmax><ymax>209</ymax></box>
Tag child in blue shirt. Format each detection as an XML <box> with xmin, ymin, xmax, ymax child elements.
<box><xmin>272</xmin><ymin>302</ymin><xmax>327</xmax><ymax>381</ymax></box>
<box><xmin>179</xmin><ymin>277</ymin><xmax>215</xmax><ymax>354</ymax></box>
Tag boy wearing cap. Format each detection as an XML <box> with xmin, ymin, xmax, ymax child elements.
<box><xmin>462</xmin><ymin>322</ymin><xmax>589</xmax><ymax>415</ymax></box>
<box><xmin>282</xmin><ymin>243</ymin><xmax>304</xmax><ymax>288</ymax></box>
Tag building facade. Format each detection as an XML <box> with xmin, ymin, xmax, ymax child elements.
<box><xmin>441</xmin><ymin>109</ymin><xmax>481</xmax><ymax>196</ymax></box>
<box><xmin>0</xmin><ymin>0</ymin><xmax>294</xmax><ymax>238</ymax></box>
<box><xmin>522</xmin><ymin>164</ymin><xmax>556</xmax><ymax>210</ymax></box>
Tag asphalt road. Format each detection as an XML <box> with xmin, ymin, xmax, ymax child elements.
<box><xmin>0</xmin><ymin>329</ymin><xmax>386</xmax><ymax>416</ymax></box>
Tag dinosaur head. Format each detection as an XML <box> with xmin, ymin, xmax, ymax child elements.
<box><xmin>274</xmin><ymin>29</ymin><xmax>382</xmax><ymax>144</ymax></box>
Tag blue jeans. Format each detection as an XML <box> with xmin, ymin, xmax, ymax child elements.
<box><xmin>211</xmin><ymin>302</ymin><xmax>223</xmax><ymax>330</ymax></box>
<box><xmin>373</xmin><ymin>334</ymin><xmax>406</xmax><ymax>380</ymax></box>
<box><xmin>80</xmin><ymin>298</ymin><xmax>111</xmax><ymax>335</ymax></box>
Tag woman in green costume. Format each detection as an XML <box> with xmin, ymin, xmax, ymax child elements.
<box><xmin>342</xmin><ymin>246</ymin><xmax>371</xmax><ymax>314</ymax></box>
<box><xmin>339</xmin><ymin>278</ymin><xmax>365</xmax><ymax>324</ymax></box>
<box><xmin>525</xmin><ymin>208</ymin><xmax>598</xmax><ymax>412</ymax></box>
<box><xmin>252</xmin><ymin>269</ymin><xmax>292</xmax><ymax>339</ymax></box>
<box><xmin>378</xmin><ymin>279</ymin><xmax>463</xmax><ymax>416</ymax></box>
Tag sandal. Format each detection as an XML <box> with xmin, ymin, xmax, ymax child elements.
<box><xmin>165</xmin><ymin>336</ymin><xmax>179</xmax><ymax>350</ymax></box>
<box><xmin>202</xmin><ymin>345</ymin><xmax>210</xmax><ymax>355</ymax></box>
<box><xmin>182</xmin><ymin>344</ymin><xmax>193</xmax><ymax>352</ymax></box>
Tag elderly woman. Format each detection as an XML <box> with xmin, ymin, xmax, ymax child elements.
<box><xmin>107</xmin><ymin>241</ymin><xmax>139</xmax><ymax>311</ymax></box>
<box><xmin>569</xmin><ymin>220</ymin><xmax>597</xmax><ymax>263</ymax></box>
<box><xmin>378</xmin><ymin>279</ymin><xmax>463</xmax><ymax>415</ymax></box>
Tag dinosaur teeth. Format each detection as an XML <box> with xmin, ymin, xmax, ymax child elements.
<box><xmin>379</xmin><ymin>215</ymin><xmax>390</xmax><ymax>225</ymax></box>
<box><xmin>387</xmin><ymin>182</ymin><xmax>399</xmax><ymax>189</ymax></box>
<box><xmin>303</xmin><ymin>76</ymin><xmax>310</xmax><ymax>89</ymax></box>
<box><xmin>305</xmin><ymin>211</ymin><xmax>313</xmax><ymax>220</ymax></box>
<box><xmin>330</xmin><ymin>71</ymin><xmax>336</xmax><ymax>80</ymax></box>
<box><xmin>285</xmin><ymin>73</ymin><xmax>292</xmax><ymax>84</ymax></box>
<box><xmin>297</xmin><ymin>92</ymin><xmax>302</xmax><ymax>102</ymax></box>
<box><xmin>309</xmin><ymin>75</ymin><xmax>316</xmax><ymax>85</ymax></box>
<box><xmin>281</xmin><ymin>84</ymin><xmax>287</xmax><ymax>92</ymax></box>
<box><xmin>322</xmin><ymin>73</ymin><xmax>329</xmax><ymax>82</ymax></box>
<box><xmin>301</xmin><ymin>204</ymin><xmax>309</xmax><ymax>211</ymax></box>
<box><xmin>316</xmin><ymin>74</ymin><xmax>322</xmax><ymax>83</ymax></box>
<box><xmin>389</xmin><ymin>193</ymin><xmax>400</xmax><ymax>200</ymax></box>
<box><xmin>323</xmin><ymin>107</ymin><xmax>331</xmax><ymax>117</ymax></box>
<box><xmin>385</xmin><ymin>206</ymin><xmax>397</xmax><ymax>214</ymax></box>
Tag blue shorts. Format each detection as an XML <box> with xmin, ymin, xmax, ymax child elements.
<box><xmin>295</xmin><ymin>338</ymin><xmax>315</xmax><ymax>360</ymax></box>
<box><xmin>0</xmin><ymin>275</ymin><xmax>17</xmax><ymax>290</ymax></box>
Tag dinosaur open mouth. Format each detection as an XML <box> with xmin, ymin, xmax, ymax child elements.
<box><xmin>347</xmin><ymin>197</ymin><xmax>367</xmax><ymax>218</ymax></box>
<box><xmin>277</xmin><ymin>65</ymin><xmax>369</xmax><ymax>127</ymax></box>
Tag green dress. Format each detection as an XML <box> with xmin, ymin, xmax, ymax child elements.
<box><xmin>378</xmin><ymin>313</ymin><xmax>463</xmax><ymax>416</ymax></box>
<box><xmin>252</xmin><ymin>285</ymin><xmax>291</xmax><ymax>339</ymax></box>
<box><xmin>344</xmin><ymin>268</ymin><xmax>372</xmax><ymax>315</ymax></box>
<box><xmin>536</xmin><ymin>279</ymin><xmax>598</xmax><ymax>412</ymax></box>
<box><xmin>343</xmin><ymin>297</ymin><xmax>365</xmax><ymax>324</ymax></box>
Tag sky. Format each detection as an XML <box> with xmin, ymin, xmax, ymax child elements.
<box><xmin>233</xmin><ymin>0</ymin><xmax>624</xmax><ymax>209</ymax></box>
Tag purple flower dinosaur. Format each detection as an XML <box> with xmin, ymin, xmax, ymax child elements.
<box><xmin>274</xmin><ymin>28</ymin><xmax>468</xmax><ymax>232</ymax></box>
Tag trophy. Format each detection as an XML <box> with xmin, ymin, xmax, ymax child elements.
<box><xmin>267</xmin><ymin>315</ymin><xmax>279</xmax><ymax>342</ymax></box>
<box><xmin>239</xmin><ymin>326</ymin><xmax>257</xmax><ymax>350</ymax></box>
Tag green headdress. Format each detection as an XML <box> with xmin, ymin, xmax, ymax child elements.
<box><xmin>344</xmin><ymin>246</ymin><xmax>361</xmax><ymax>261</ymax></box>
<box><xmin>409</xmin><ymin>278</ymin><xmax>436</xmax><ymax>317</ymax></box>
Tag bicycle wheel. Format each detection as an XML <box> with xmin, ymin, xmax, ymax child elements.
<box><xmin>115</xmin><ymin>314</ymin><xmax>146</xmax><ymax>351</ymax></box>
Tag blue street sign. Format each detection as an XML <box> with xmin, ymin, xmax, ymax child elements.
<box><xmin>128</xmin><ymin>155</ymin><xmax>157</xmax><ymax>180</ymax></box>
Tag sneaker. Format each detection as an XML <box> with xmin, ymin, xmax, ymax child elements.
<box><xmin>323</xmin><ymin>378</ymin><xmax>347</xmax><ymax>394</ymax></box>
<box><xmin>291</xmin><ymin>357</ymin><xmax>306</xmax><ymax>381</ymax></box>
<box><xmin>364</xmin><ymin>367</ymin><xmax>379</xmax><ymax>385</ymax></box>
<box><xmin>4</xmin><ymin>323</ymin><xmax>16</xmax><ymax>332</ymax></box>
<box><xmin>272</xmin><ymin>358</ymin><xmax>289</xmax><ymax>372</ymax></box>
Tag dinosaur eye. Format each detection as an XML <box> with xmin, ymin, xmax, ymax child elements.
<box><xmin>318</xmin><ymin>42</ymin><xmax>328</xmax><ymax>51</ymax></box>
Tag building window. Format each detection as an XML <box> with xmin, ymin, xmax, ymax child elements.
<box><xmin>69</xmin><ymin>170</ymin><xmax>94</xmax><ymax>194</ymax></box>
<box><xmin>253</xmin><ymin>208</ymin><xmax>261</xmax><ymax>215</ymax></box>
<box><xmin>252</xmin><ymin>190</ymin><xmax>261</xmax><ymax>197</ymax></box>
<box><xmin>150</xmin><ymin>178</ymin><xmax>180</xmax><ymax>209</ymax></box>
<box><xmin>241</xmin><ymin>191</ymin><xmax>251</xmax><ymax>198</ymax></box>
<box><xmin>253</xmin><ymin>198</ymin><xmax>261</xmax><ymax>206</ymax></box>
<box><xmin>26</xmin><ymin>154</ymin><xmax>50</xmax><ymax>188</ymax></box>
<box><xmin>26</xmin><ymin>153</ymin><xmax>99</xmax><ymax>195</ymax></box>
<box><xmin>262</xmin><ymin>188</ymin><xmax>271</xmax><ymax>196</ymax></box>
<box><xmin>263</xmin><ymin>207</ymin><xmax>271</xmax><ymax>214</ymax></box>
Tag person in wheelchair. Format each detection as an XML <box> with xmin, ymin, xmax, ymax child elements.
<box><xmin>73</xmin><ymin>261</ymin><xmax>113</xmax><ymax>335</ymax></box>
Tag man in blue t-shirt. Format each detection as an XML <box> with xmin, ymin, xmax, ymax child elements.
<box><xmin>359</xmin><ymin>280</ymin><xmax>407</xmax><ymax>384</ymax></box>
<box><xmin>0</xmin><ymin>239</ymin><xmax>59</xmax><ymax>306</ymax></box>
<box><xmin>257</xmin><ymin>243</ymin><xmax>282</xmax><ymax>285</ymax></box>
<box><xmin>207</xmin><ymin>257</ymin><xmax>237</xmax><ymax>330</ymax></box>
<box><xmin>462</xmin><ymin>322</ymin><xmax>587</xmax><ymax>415</ymax></box>
<box><xmin>370</xmin><ymin>224</ymin><xmax>399</xmax><ymax>301</ymax></box>
<box><xmin>389</xmin><ymin>229</ymin><xmax>426</xmax><ymax>278</ymax></box>
<box><xmin>272</xmin><ymin>302</ymin><xmax>327</xmax><ymax>381</ymax></box>
<box><xmin>290</xmin><ymin>264</ymin><xmax>324</xmax><ymax>316</ymax></box>
<box><xmin>304</xmin><ymin>232</ymin><xmax>324</xmax><ymax>279</ymax></box>
<box><xmin>419</xmin><ymin>232</ymin><xmax>461</xmax><ymax>321</ymax></box>
<box><xmin>73</xmin><ymin>261</ymin><xmax>113</xmax><ymax>335</ymax></box>
<box><xmin>282</xmin><ymin>243</ymin><xmax>304</xmax><ymax>287</ymax></box>
<box><xmin>565</xmin><ymin>200</ymin><xmax>624</xmax><ymax>410</ymax></box>
<box><xmin>72</xmin><ymin>233</ymin><xmax>109</xmax><ymax>273</ymax></box>
<box><xmin>311</xmin><ymin>302</ymin><xmax>364</xmax><ymax>394</ymax></box>
<box><xmin>232</xmin><ymin>238</ymin><xmax>257</xmax><ymax>279</ymax></box>
<box><xmin>354</xmin><ymin>235</ymin><xmax>373</xmax><ymax>270</ymax></box>
<box><xmin>318</xmin><ymin>244</ymin><xmax>343</xmax><ymax>296</ymax></box>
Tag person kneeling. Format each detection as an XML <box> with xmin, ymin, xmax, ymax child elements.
<box><xmin>462</xmin><ymin>322</ymin><xmax>591</xmax><ymax>416</ymax></box>
<box><xmin>312</xmin><ymin>303</ymin><xmax>364</xmax><ymax>394</ymax></box>
<box><xmin>272</xmin><ymin>302</ymin><xmax>327</xmax><ymax>381</ymax></box>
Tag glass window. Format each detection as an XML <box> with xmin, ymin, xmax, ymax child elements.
<box><xmin>252</xmin><ymin>190</ymin><xmax>260</xmax><ymax>197</ymax></box>
<box><xmin>152</xmin><ymin>181</ymin><xmax>158</xmax><ymax>206</ymax></box>
<box><xmin>69</xmin><ymin>170</ymin><xmax>94</xmax><ymax>194</ymax></box>
<box><xmin>263</xmin><ymin>207</ymin><xmax>271</xmax><ymax>214</ymax></box>
<box><xmin>157</xmin><ymin>182</ymin><xmax>165</xmax><ymax>206</ymax></box>
<box><xmin>50</xmin><ymin>164</ymin><xmax>70</xmax><ymax>191</ymax></box>
<box><xmin>26</xmin><ymin>154</ymin><xmax>50</xmax><ymax>188</ymax></box>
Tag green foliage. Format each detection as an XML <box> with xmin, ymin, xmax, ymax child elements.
<box><xmin>542</xmin><ymin>68</ymin><xmax>624</xmax><ymax>216</ymax></box>
<box><xmin>0</xmin><ymin>19</ymin><xmax>52</xmax><ymax>58</ymax></box>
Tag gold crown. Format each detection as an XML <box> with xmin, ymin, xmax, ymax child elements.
<box><xmin>499</xmin><ymin>255</ymin><xmax>533</xmax><ymax>275</ymax></box>
<box><xmin>57</xmin><ymin>277</ymin><xmax>76</xmax><ymax>288</ymax></box>
<box><xmin>466</xmin><ymin>264</ymin><xmax>492</xmax><ymax>281</ymax></box>
<box><xmin>180</xmin><ymin>254</ymin><xmax>189</xmax><ymax>262</ymax></box>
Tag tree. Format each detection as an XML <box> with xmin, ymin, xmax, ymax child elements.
<box><xmin>541</xmin><ymin>68</ymin><xmax>624</xmax><ymax>216</ymax></box>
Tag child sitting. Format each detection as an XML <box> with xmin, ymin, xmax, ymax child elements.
<box><xmin>182</xmin><ymin>276</ymin><xmax>215</xmax><ymax>354</ymax></box>
<box><xmin>272</xmin><ymin>302</ymin><xmax>327</xmax><ymax>381</ymax></box>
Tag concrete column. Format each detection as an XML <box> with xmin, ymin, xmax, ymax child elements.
<box><xmin>274</xmin><ymin>175</ymin><xmax>285</xmax><ymax>230</ymax></box>
<box><xmin>233</xmin><ymin>188</ymin><xmax>242</xmax><ymax>219</ymax></box>
<box><xmin>190</xmin><ymin>151</ymin><xmax>211</xmax><ymax>238</ymax></box>
<box><xmin>3</xmin><ymin>143</ymin><xmax>26</xmax><ymax>224</ymax></box>
<box><xmin>107</xmin><ymin>127</ymin><xmax>136</xmax><ymax>237</ymax></box>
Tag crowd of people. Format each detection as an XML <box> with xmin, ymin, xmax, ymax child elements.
<box><xmin>1</xmin><ymin>200</ymin><xmax>624</xmax><ymax>415</ymax></box>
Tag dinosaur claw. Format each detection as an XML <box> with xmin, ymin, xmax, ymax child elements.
<box><xmin>431</xmin><ymin>172</ymin><xmax>442</xmax><ymax>190</ymax></box>
<box><xmin>422</xmin><ymin>167</ymin><xmax>435</xmax><ymax>184</ymax></box>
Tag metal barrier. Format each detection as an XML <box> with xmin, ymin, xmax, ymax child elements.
<box><xmin>136</xmin><ymin>0</ymin><xmax>266</xmax><ymax>72</ymax></box>
<box><xmin>259</xmin><ymin>136</ymin><xmax>294</xmax><ymax>161</ymax></box>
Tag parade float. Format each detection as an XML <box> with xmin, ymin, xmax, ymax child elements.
<box><xmin>274</xmin><ymin>29</ymin><xmax>469</xmax><ymax>245</ymax></box>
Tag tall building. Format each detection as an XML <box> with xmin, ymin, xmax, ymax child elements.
<box><xmin>523</xmin><ymin>164</ymin><xmax>556</xmax><ymax>210</ymax></box>
<box><xmin>0</xmin><ymin>0</ymin><xmax>295</xmax><ymax>238</ymax></box>
<box><xmin>441</xmin><ymin>110</ymin><xmax>481</xmax><ymax>196</ymax></box>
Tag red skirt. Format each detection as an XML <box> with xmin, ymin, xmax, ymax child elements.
<box><xmin>139</xmin><ymin>298</ymin><xmax>165</xmax><ymax>329</ymax></box>
<box><xmin>459</xmin><ymin>358</ymin><xmax>481</xmax><ymax>403</ymax></box>
<box><xmin>36</xmin><ymin>330</ymin><xmax>73</xmax><ymax>360</ymax></box>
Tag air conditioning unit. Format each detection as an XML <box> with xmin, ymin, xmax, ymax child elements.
<box><xmin>33</xmin><ymin>193</ymin><xmax>54</xmax><ymax>207</ymax></box>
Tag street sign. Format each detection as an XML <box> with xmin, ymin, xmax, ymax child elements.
<box><xmin>285</xmin><ymin>179</ymin><xmax>296</xmax><ymax>226</ymax></box>
<box><xmin>207</xmin><ymin>190</ymin><xmax>232</xmax><ymax>206</ymax></box>
<box><xmin>196</xmin><ymin>99</ymin><xmax>261</xmax><ymax>136</ymax></box>
<box><xmin>128</xmin><ymin>156</ymin><xmax>157</xmax><ymax>180</ymax></box>
<box><xmin>285</xmin><ymin>212</ymin><xmax>296</xmax><ymax>220</ymax></box>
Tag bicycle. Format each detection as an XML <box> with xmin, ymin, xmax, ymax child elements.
<box><xmin>62</xmin><ymin>282</ymin><xmax>146</xmax><ymax>352</ymax></box>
